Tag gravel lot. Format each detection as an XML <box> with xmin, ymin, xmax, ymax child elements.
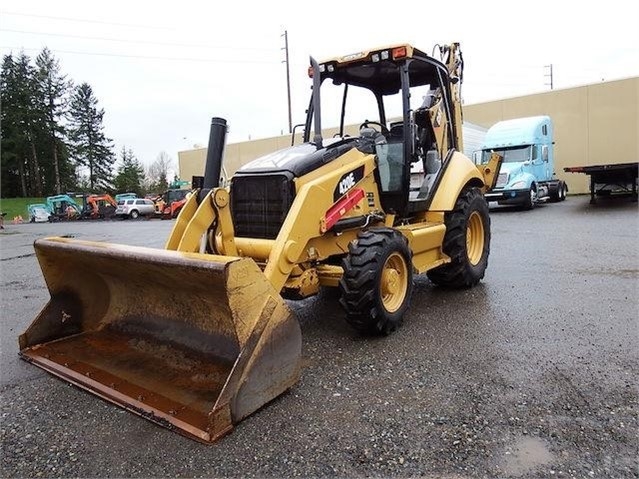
<box><xmin>1</xmin><ymin>196</ymin><xmax>637</xmax><ymax>478</ymax></box>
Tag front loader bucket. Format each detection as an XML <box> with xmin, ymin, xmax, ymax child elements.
<box><xmin>19</xmin><ymin>237</ymin><xmax>301</xmax><ymax>443</ymax></box>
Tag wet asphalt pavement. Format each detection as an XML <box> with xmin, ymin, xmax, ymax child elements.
<box><xmin>1</xmin><ymin>196</ymin><xmax>637</xmax><ymax>478</ymax></box>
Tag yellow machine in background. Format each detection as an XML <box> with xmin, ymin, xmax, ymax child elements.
<box><xmin>19</xmin><ymin>43</ymin><xmax>501</xmax><ymax>443</ymax></box>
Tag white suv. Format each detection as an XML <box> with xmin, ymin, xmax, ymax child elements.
<box><xmin>115</xmin><ymin>198</ymin><xmax>155</xmax><ymax>219</ymax></box>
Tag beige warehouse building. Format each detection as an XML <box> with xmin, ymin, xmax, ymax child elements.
<box><xmin>179</xmin><ymin>76</ymin><xmax>638</xmax><ymax>195</ymax></box>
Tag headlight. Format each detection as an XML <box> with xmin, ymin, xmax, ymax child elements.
<box><xmin>510</xmin><ymin>180</ymin><xmax>527</xmax><ymax>189</ymax></box>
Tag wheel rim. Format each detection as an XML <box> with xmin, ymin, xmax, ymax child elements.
<box><xmin>530</xmin><ymin>188</ymin><xmax>536</xmax><ymax>205</ymax></box>
<box><xmin>380</xmin><ymin>252</ymin><xmax>409</xmax><ymax>313</ymax></box>
<box><xmin>466</xmin><ymin>211</ymin><xmax>485</xmax><ymax>266</ymax></box>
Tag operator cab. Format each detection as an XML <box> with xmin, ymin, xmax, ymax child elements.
<box><xmin>303</xmin><ymin>44</ymin><xmax>462</xmax><ymax>217</ymax></box>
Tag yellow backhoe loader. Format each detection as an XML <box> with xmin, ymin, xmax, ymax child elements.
<box><xmin>19</xmin><ymin>43</ymin><xmax>501</xmax><ymax>443</ymax></box>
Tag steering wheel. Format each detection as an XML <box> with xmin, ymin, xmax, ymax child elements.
<box><xmin>359</xmin><ymin>121</ymin><xmax>390</xmax><ymax>136</ymax></box>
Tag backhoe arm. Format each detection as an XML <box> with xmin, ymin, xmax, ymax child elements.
<box><xmin>477</xmin><ymin>152</ymin><xmax>503</xmax><ymax>193</ymax></box>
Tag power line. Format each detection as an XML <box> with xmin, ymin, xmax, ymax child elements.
<box><xmin>0</xmin><ymin>28</ymin><xmax>275</xmax><ymax>52</ymax></box>
<box><xmin>0</xmin><ymin>10</ymin><xmax>173</xmax><ymax>30</ymax></box>
<box><xmin>0</xmin><ymin>46</ymin><xmax>281</xmax><ymax>65</ymax></box>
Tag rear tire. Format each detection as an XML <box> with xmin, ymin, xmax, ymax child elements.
<box><xmin>427</xmin><ymin>187</ymin><xmax>490</xmax><ymax>288</ymax></box>
<box><xmin>559</xmin><ymin>181</ymin><xmax>567</xmax><ymax>201</ymax></box>
<box><xmin>550</xmin><ymin>180</ymin><xmax>567</xmax><ymax>203</ymax></box>
<box><xmin>339</xmin><ymin>228</ymin><xmax>413</xmax><ymax>336</ymax></box>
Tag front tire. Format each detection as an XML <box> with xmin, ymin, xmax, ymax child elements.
<box><xmin>523</xmin><ymin>185</ymin><xmax>536</xmax><ymax>210</ymax></box>
<box><xmin>339</xmin><ymin>228</ymin><xmax>413</xmax><ymax>336</ymax></box>
<box><xmin>130</xmin><ymin>209</ymin><xmax>139</xmax><ymax>219</ymax></box>
<box><xmin>427</xmin><ymin>187</ymin><xmax>490</xmax><ymax>288</ymax></box>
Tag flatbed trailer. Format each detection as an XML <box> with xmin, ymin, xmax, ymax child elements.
<box><xmin>564</xmin><ymin>162</ymin><xmax>638</xmax><ymax>204</ymax></box>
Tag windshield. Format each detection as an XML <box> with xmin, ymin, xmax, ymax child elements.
<box><xmin>309</xmin><ymin>79</ymin><xmax>440</xmax><ymax>139</ymax></box>
<box><xmin>481</xmin><ymin>145</ymin><xmax>532</xmax><ymax>164</ymax></box>
<box><xmin>311</xmin><ymin>82</ymin><xmax>380</xmax><ymax>137</ymax></box>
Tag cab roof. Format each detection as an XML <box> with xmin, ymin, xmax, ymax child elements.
<box><xmin>317</xmin><ymin>44</ymin><xmax>447</xmax><ymax>95</ymax></box>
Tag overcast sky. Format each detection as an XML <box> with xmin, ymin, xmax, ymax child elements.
<box><xmin>2</xmin><ymin>0</ymin><xmax>638</xmax><ymax>172</ymax></box>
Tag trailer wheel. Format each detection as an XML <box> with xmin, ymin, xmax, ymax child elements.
<box><xmin>427</xmin><ymin>187</ymin><xmax>490</xmax><ymax>288</ymax></box>
<box><xmin>339</xmin><ymin>228</ymin><xmax>413</xmax><ymax>336</ymax></box>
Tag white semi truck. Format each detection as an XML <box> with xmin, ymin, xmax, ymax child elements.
<box><xmin>477</xmin><ymin>115</ymin><xmax>568</xmax><ymax>209</ymax></box>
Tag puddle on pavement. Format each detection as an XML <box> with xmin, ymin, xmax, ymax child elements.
<box><xmin>502</xmin><ymin>436</ymin><xmax>553</xmax><ymax>476</ymax></box>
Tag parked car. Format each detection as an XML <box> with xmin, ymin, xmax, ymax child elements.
<box><xmin>115</xmin><ymin>198</ymin><xmax>156</xmax><ymax>219</ymax></box>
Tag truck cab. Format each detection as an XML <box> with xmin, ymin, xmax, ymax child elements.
<box><xmin>478</xmin><ymin>115</ymin><xmax>566</xmax><ymax>208</ymax></box>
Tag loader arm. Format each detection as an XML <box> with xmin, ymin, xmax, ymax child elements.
<box><xmin>169</xmin><ymin>147</ymin><xmax>383</xmax><ymax>294</ymax></box>
<box><xmin>165</xmin><ymin>189</ymin><xmax>237</xmax><ymax>255</ymax></box>
<box><xmin>264</xmin><ymin>150</ymin><xmax>382</xmax><ymax>292</ymax></box>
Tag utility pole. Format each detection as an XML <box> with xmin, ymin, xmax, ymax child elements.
<box><xmin>281</xmin><ymin>30</ymin><xmax>293</xmax><ymax>134</ymax></box>
<box><xmin>544</xmin><ymin>64</ymin><xmax>554</xmax><ymax>90</ymax></box>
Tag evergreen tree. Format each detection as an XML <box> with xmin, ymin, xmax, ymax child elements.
<box><xmin>113</xmin><ymin>146</ymin><xmax>145</xmax><ymax>195</ymax></box>
<box><xmin>35</xmin><ymin>48</ymin><xmax>72</xmax><ymax>194</ymax></box>
<box><xmin>67</xmin><ymin>83</ymin><xmax>114</xmax><ymax>191</ymax></box>
<box><xmin>0</xmin><ymin>55</ymin><xmax>22</xmax><ymax>197</ymax></box>
<box><xmin>0</xmin><ymin>52</ymin><xmax>47</xmax><ymax>197</ymax></box>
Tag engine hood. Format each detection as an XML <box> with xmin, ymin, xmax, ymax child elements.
<box><xmin>235</xmin><ymin>138</ymin><xmax>358</xmax><ymax>179</ymax></box>
<box><xmin>499</xmin><ymin>162</ymin><xmax>524</xmax><ymax>176</ymax></box>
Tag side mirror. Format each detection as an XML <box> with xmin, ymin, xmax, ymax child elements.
<box><xmin>542</xmin><ymin>145</ymin><xmax>549</xmax><ymax>162</ymax></box>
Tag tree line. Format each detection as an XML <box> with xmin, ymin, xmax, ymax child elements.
<box><xmin>1</xmin><ymin>48</ymin><xmax>173</xmax><ymax>199</ymax></box>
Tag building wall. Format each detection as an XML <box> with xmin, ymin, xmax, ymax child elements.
<box><xmin>179</xmin><ymin>77</ymin><xmax>638</xmax><ymax>195</ymax></box>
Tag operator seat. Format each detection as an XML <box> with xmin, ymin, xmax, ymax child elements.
<box><xmin>388</xmin><ymin>122</ymin><xmax>403</xmax><ymax>139</ymax></box>
<box><xmin>413</xmin><ymin>102</ymin><xmax>440</xmax><ymax>195</ymax></box>
<box><xmin>384</xmin><ymin>122</ymin><xmax>405</xmax><ymax>191</ymax></box>
<box><xmin>416</xmin><ymin>150</ymin><xmax>441</xmax><ymax>199</ymax></box>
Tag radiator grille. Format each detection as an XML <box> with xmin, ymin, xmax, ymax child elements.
<box><xmin>231</xmin><ymin>175</ymin><xmax>294</xmax><ymax>239</ymax></box>
<box><xmin>495</xmin><ymin>172</ymin><xmax>509</xmax><ymax>188</ymax></box>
